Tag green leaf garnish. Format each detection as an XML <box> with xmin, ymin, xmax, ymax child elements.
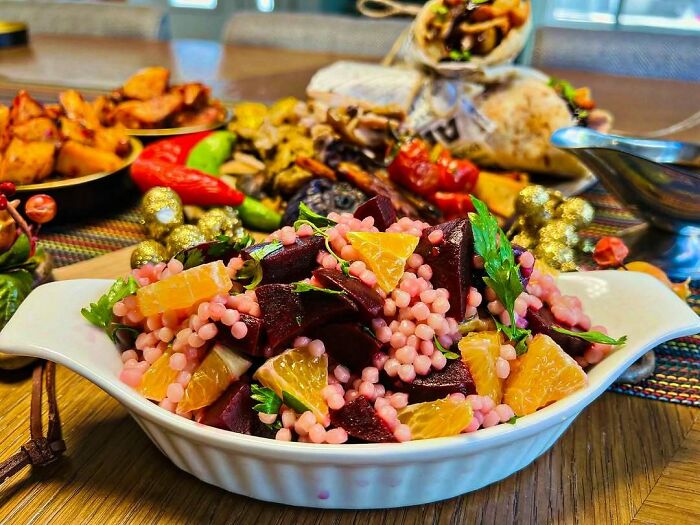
<box><xmin>251</xmin><ymin>384</ymin><xmax>282</xmax><ymax>414</ymax></box>
<box><xmin>495</xmin><ymin>320</ymin><xmax>531</xmax><ymax>356</ymax></box>
<box><xmin>294</xmin><ymin>202</ymin><xmax>337</xmax><ymax>230</ymax></box>
<box><xmin>282</xmin><ymin>391</ymin><xmax>310</xmax><ymax>413</ymax></box>
<box><xmin>507</xmin><ymin>415</ymin><xmax>520</xmax><ymax>425</ymax></box>
<box><xmin>106</xmin><ymin>322</ymin><xmax>140</xmax><ymax>346</ymax></box>
<box><xmin>0</xmin><ymin>269</ymin><xmax>33</xmax><ymax>331</ymax></box>
<box><xmin>236</xmin><ymin>240</ymin><xmax>283</xmax><ymax>290</ymax></box>
<box><xmin>0</xmin><ymin>234</ymin><xmax>31</xmax><ymax>272</ymax></box>
<box><xmin>448</xmin><ymin>49</ymin><xmax>472</xmax><ymax>62</ymax></box>
<box><xmin>176</xmin><ymin>233</ymin><xmax>255</xmax><ymax>270</ymax></box>
<box><xmin>552</xmin><ymin>327</ymin><xmax>627</xmax><ymax>346</ymax></box>
<box><xmin>434</xmin><ymin>335</ymin><xmax>459</xmax><ymax>360</ymax></box>
<box><xmin>290</xmin><ymin>281</ymin><xmax>345</xmax><ymax>295</ymax></box>
<box><xmin>81</xmin><ymin>277</ymin><xmax>139</xmax><ymax>330</ymax></box>
<box><xmin>469</xmin><ymin>196</ymin><xmax>531</xmax><ymax>352</ymax></box>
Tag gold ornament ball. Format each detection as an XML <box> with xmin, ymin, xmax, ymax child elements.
<box><xmin>165</xmin><ymin>225</ymin><xmax>206</xmax><ymax>257</ymax></box>
<box><xmin>196</xmin><ymin>207</ymin><xmax>244</xmax><ymax>241</ymax></box>
<box><xmin>535</xmin><ymin>241</ymin><xmax>575</xmax><ymax>270</ymax></box>
<box><xmin>140</xmin><ymin>187</ymin><xmax>184</xmax><ymax>241</ymax></box>
<box><xmin>558</xmin><ymin>197</ymin><xmax>595</xmax><ymax>227</ymax></box>
<box><xmin>130</xmin><ymin>240</ymin><xmax>168</xmax><ymax>269</ymax></box>
<box><xmin>511</xmin><ymin>231</ymin><xmax>536</xmax><ymax>250</ymax></box>
<box><xmin>539</xmin><ymin>220</ymin><xmax>580</xmax><ymax>247</ymax></box>
<box><xmin>515</xmin><ymin>185</ymin><xmax>550</xmax><ymax>218</ymax></box>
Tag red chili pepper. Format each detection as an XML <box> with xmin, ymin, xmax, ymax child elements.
<box><xmin>436</xmin><ymin>151</ymin><xmax>480</xmax><ymax>193</ymax></box>
<box><xmin>131</xmin><ymin>157</ymin><xmax>245</xmax><ymax>207</ymax></box>
<box><xmin>593</xmin><ymin>236</ymin><xmax>629</xmax><ymax>268</ymax></box>
<box><xmin>139</xmin><ymin>131</ymin><xmax>213</xmax><ymax>164</ymax></box>
<box><xmin>430</xmin><ymin>191</ymin><xmax>476</xmax><ymax>219</ymax></box>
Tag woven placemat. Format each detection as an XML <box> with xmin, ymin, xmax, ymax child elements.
<box><xmin>36</xmin><ymin>184</ymin><xmax>700</xmax><ymax>406</ymax></box>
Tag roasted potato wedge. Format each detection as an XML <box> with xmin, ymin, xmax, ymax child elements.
<box><xmin>10</xmin><ymin>91</ymin><xmax>46</xmax><ymax>124</ymax></box>
<box><xmin>113</xmin><ymin>92</ymin><xmax>184</xmax><ymax>127</ymax></box>
<box><xmin>0</xmin><ymin>138</ymin><xmax>56</xmax><ymax>184</ymax></box>
<box><xmin>11</xmin><ymin>117</ymin><xmax>60</xmax><ymax>143</ymax></box>
<box><xmin>122</xmin><ymin>66</ymin><xmax>170</xmax><ymax>101</ymax></box>
<box><xmin>55</xmin><ymin>140</ymin><xmax>123</xmax><ymax>178</ymax></box>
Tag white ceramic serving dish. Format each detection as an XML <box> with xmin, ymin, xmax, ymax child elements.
<box><xmin>0</xmin><ymin>271</ymin><xmax>697</xmax><ymax>509</ymax></box>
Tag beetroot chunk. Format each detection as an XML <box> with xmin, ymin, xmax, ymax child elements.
<box><xmin>313</xmin><ymin>268</ymin><xmax>383</xmax><ymax>320</ymax></box>
<box><xmin>415</xmin><ymin>218</ymin><xmax>473</xmax><ymax>320</ymax></box>
<box><xmin>526</xmin><ymin>306</ymin><xmax>591</xmax><ymax>357</ymax></box>
<box><xmin>256</xmin><ymin>283</ymin><xmax>358</xmax><ymax>355</ymax></box>
<box><xmin>353</xmin><ymin>195</ymin><xmax>397</xmax><ymax>231</ymax></box>
<box><xmin>216</xmin><ymin>313</ymin><xmax>265</xmax><ymax>357</ymax></box>
<box><xmin>391</xmin><ymin>359</ymin><xmax>476</xmax><ymax>402</ymax></box>
<box><xmin>330</xmin><ymin>395</ymin><xmax>396</xmax><ymax>443</ymax></box>
<box><xmin>309</xmin><ymin>322</ymin><xmax>383</xmax><ymax>371</ymax></box>
<box><xmin>198</xmin><ymin>381</ymin><xmax>255</xmax><ymax>434</ymax></box>
<box><xmin>242</xmin><ymin>236</ymin><xmax>325</xmax><ymax>285</ymax></box>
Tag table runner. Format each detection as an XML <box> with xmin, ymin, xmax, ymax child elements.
<box><xmin>36</xmin><ymin>185</ymin><xmax>700</xmax><ymax>407</ymax></box>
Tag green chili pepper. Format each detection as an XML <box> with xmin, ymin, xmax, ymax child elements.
<box><xmin>236</xmin><ymin>197</ymin><xmax>281</xmax><ymax>232</ymax></box>
<box><xmin>185</xmin><ymin>130</ymin><xmax>237</xmax><ymax>176</ymax></box>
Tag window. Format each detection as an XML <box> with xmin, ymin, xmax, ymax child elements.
<box><xmin>545</xmin><ymin>0</ymin><xmax>700</xmax><ymax>31</ymax></box>
<box><xmin>256</xmin><ymin>0</ymin><xmax>275</xmax><ymax>12</ymax></box>
<box><xmin>169</xmin><ymin>0</ymin><xmax>218</xmax><ymax>9</ymax></box>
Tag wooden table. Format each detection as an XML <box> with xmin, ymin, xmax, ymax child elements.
<box><xmin>1</xmin><ymin>35</ymin><xmax>700</xmax><ymax>525</ymax></box>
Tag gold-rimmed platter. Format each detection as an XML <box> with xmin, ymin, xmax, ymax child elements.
<box><xmin>14</xmin><ymin>137</ymin><xmax>143</xmax><ymax>222</ymax></box>
<box><xmin>124</xmin><ymin>107</ymin><xmax>232</xmax><ymax>138</ymax></box>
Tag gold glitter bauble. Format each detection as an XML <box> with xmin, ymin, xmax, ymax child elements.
<box><xmin>557</xmin><ymin>197</ymin><xmax>595</xmax><ymax>227</ymax></box>
<box><xmin>539</xmin><ymin>220</ymin><xmax>579</xmax><ymax>247</ymax></box>
<box><xmin>196</xmin><ymin>207</ymin><xmax>244</xmax><ymax>241</ymax></box>
<box><xmin>512</xmin><ymin>231</ymin><xmax>536</xmax><ymax>250</ymax></box>
<box><xmin>165</xmin><ymin>225</ymin><xmax>206</xmax><ymax>257</ymax></box>
<box><xmin>130</xmin><ymin>240</ymin><xmax>168</xmax><ymax>269</ymax></box>
<box><xmin>535</xmin><ymin>241</ymin><xmax>575</xmax><ymax>270</ymax></box>
<box><xmin>560</xmin><ymin>261</ymin><xmax>579</xmax><ymax>272</ymax></box>
<box><xmin>515</xmin><ymin>185</ymin><xmax>550</xmax><ymax>218</ymax></box>
<box><xmin>140</xmin><ymin>187</ymin><xmax>184</xmax><ymax>241</ymax></box>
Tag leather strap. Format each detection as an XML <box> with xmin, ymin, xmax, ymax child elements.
<box><xmin>0</xmin><ymin>361</ymin><xmax>65</xmax><ymax>484</ymax></box>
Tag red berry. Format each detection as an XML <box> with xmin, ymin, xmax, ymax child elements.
<box><xmin>0</xmin><ymin>195</ymin><xmax>7</xmax><ymax>211</ymax></box>
<box><xmin>0</xmin><ymin>182</ymin><xmax>16</xmax><ymax>197</ymax></box>
<box><xmin>25</xmin><ymin>194</ymin><xmax>57</xmax><ymax>224</ymax></box>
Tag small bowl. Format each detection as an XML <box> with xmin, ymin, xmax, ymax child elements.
<box><xmin>125</xmin><ymin>108</ymin><xmax>231</xmax><ymax>138</ymax></box>
<box><xmin>0</xmin><ymin>271</ymin><xmax>697</xmax><ymax>509</ymax></box>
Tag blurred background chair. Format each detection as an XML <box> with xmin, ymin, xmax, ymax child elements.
<box><xmin>531</xmin><ymin>26</ymin><xmax>700</xmax><ymax>82</ymax></box>
<box><xmin>0</xmin><ymin>1</ymin><xmax>169</xmax><ymax>40</ymax></box>
<box><xmin>221</xmin><ymin>11</ymin><xmax>410</xmax><ymax>58</ymax></box>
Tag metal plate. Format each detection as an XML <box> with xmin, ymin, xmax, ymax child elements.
<box><xmin>124</xmin><ymin>108</ymin><xmax>231</xmax><ymax>137</ymax></box>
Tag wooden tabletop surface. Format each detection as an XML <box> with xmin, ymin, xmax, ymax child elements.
<box><xmin>1</xmin><ymin>35</ymin><xmax>700</xmax><ymax>525</ymax></box>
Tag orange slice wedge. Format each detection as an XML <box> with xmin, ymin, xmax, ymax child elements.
<box><xmin>458</xmin><ymin>331</ymin><xmax>504</xmax><ymax>404</ymax></box>
<box><xmin>397</xmin><ymin>397</ymin><xmax>473</xmax><ymax>440</ymax></box>
<box><xmin>139</xmin><ymin>348</ymin><xmax>177</xmax><ymax>402</ymax></box>
<box><xmin>346</xmin><ymin>232</ymin><xmax>419</xmax><ymax>293</ymax></box>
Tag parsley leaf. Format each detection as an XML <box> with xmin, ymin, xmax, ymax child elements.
<box><xmin>434</xmin><ymin>335</ymin><xmax>459</xmax><ymax>360</ymax></box>
<box><xmin>106</xmin><ymin>323</ymin><xmax>140</xmax><ymax>346</ymax></box>
<box><xmin>236</xmin><ymin>240</ymin><xmax>283</xmax><ymax>290</ymax></box>
<box><xmin>282</xmin><ymin>391</ymin><xmax>310</xmax><ymax>413</ymax></box>
<box><xmin>294</xmin><ymin>202</ymin><xmax>337</xmax><ymax>230</ymax></box>
<box><xmin>469</xmin><ymin>196</ymin><xmax>531</xmax><ymax>351</ymax></box>
<box><xmin>507</xmin><ymin>415</ymin><xmax>519</xmax><ymax>425</ymax></box>
<box><xmin>552</xmin><ymin>327</ymin><xmax>627</xmax><ymax>346</ymax></box>
<box><xmin>448</xmin><ymin>49</ymin><xmax>472</xmax><ymax>62</ymax></box>
<box><xmin>251</xmin><ymin>384</ymin><xmax>282</xmax><ymax>414</ymax></box>
<box><xmin>81</xmin><ymin>277</ymin><xmax>139</xmax><ymax>330</ymax></box>
<box><xmin>290</xmin><ymin>281</ymin><xmax>346</xmax><ymax>295</ymax></box>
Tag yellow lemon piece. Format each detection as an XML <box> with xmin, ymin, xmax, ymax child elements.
<box><xmin>346</xmin><ymin>232</ymin><xmax>419</xmax><ymax>293</ymax></box>
<box><xmin>136</xmin><ymin>260</ymin><xmax>232</xmax><ymax>317</ymax></box>
<box><xmin>397</xmin><ymin>397</ymin><xmax>473</xmax><ymax>440</ymax></box>
<box><xmin>178</xmin><ymin>344</ymin><xmax>252</xmax><ymax>414</ymax></box>
<box><xmin>459</xmin><ymin>331</ymin><xmax>504</xmax><ymax>405</ymax></box>
<box><xmin>254</xmin><ymin>346</ymin><xmax>328</xmax><ymax>423</ymax></box>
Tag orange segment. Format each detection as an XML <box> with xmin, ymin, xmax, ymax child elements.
<box><xmin>177</xmin><ymin>344</ymin><xmax>252</xmax><ymax>414</ymax></box>
<box><xmin>253</xmin><ymin>346</ymin><xmax>328</xmax><ymax>423</ymax></box>
<box><xmin>346</xmin><ymin>232</ymin><xmax>419</xmax><ymax>293</ymax></box>
<box><xmin>397</xmin><ymin>397</ymin><xmax>473</xmax><ymax>440</ymax></box>
<box><xmin>139</xmin><ymin>348</ymin><xmax>177</xmax><ymax>402</ymax></box>
<box><xmin>503</xmin><ymin>334</ymin><xmax>587</xmax><ymax>416</ymax></box>
<box><xmin>137</xmin><ymin>260</ymin><xmax>232</xmax><ymax>316</ymax></box>
<box><xmin>459</xmin><ymin>331</ymin><xmax>504</xmax><ymax>404</ymax></box>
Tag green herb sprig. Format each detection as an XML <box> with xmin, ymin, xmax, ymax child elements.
<box><xmin>293</xmin><ymin>203</ymin><xmax>351</xmax><ymax>275</ymax></box>
<box><xmin>552</xmin><ymin>327</ymin><xmax>627</xmax><ymax>346</ymax></box>
<box><xmin>81</xmin><ymin>277</ymin><xmax>139</xmax><ymax>330</ymax></box>
<box><xmin>469</xmin><ymin>196</ymin><xmax>531</xmax><ymax>354</ymax></box>
<box><xmin>251</xmin><ymin>384</ymin><xmax>282</xmax><ymax>415</ymax></box>
<box><xmin>235</xmin><ymin>240</ymin><xmax>283</xmax><ymax>289</ymax></box>
<box><xmin>434</xmin><ymin>335</ymin><xmax>459</xmax><ymax>360</ymax></box>
<box><xmin>291</xmin><ymin>281</ymin><xmax>346</xmax><ymax>296</ymax></box>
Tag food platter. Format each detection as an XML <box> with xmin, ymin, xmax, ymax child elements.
<box><xmin>0</xmin><ymin>271</ymin><xmax>696</xmax><ymax>508</ymax></box>
<box><xmin>15</xmin><ymin>137</ymin><xmax>143</xmax><ymax>222</ymax></box>
<box><xmin>124</xmin><ymin>108</ymin><xmax>232</xmax><ymax>138</ymax></box>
